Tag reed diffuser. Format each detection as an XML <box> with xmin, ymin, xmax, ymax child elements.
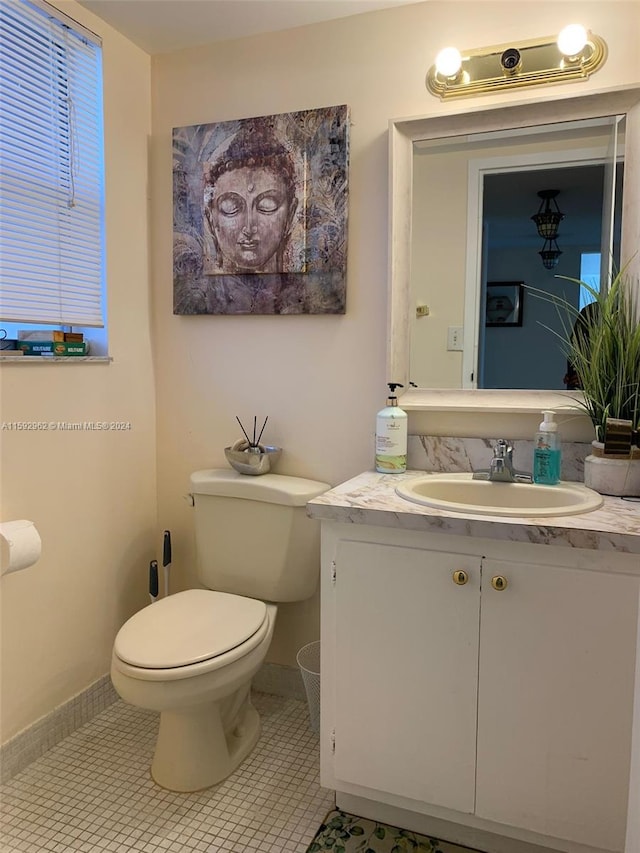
<box><xmin>225</xmin><ymin>415</ymin><xmax>281</xmax><ymax>475</ymax></box>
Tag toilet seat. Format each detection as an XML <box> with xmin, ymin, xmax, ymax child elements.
<box><xmin>114</xmin><ymin>589</ymin><xmax>267</xmax><ymax>670</ymax></box>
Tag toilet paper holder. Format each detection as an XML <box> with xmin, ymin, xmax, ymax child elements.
<box><xmin>0</xmin><ymin>519</ymin><xmax>42</xmax><ymax>576</ymax></box>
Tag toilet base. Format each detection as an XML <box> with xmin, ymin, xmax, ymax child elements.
<box><xmin>151</xmin><ymin>689</ymin><xmax>261</xmax><ymax>792</ymax></box>
<box><xmin>111</xmin><ymin>601</ymin><xmax>279</xmax><ymax>792</ymax></box>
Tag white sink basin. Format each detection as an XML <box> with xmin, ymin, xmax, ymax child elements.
<box><xmin>395</xmin><ymin>473</ymin><xmax>603</xmax><ymax>517</ymax></box>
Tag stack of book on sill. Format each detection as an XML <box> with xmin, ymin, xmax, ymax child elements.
<box><xmin>14</xmin><ymin>331</ymin><xmax>88</xmax><ymax>357</ymax></box>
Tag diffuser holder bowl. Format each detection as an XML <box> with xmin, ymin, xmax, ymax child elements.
<box><xmin>224</xmin><ymin>446</ymin><xmax>282</xmax><ymax>476</ymax></box>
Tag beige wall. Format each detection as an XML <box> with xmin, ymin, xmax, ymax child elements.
<box><xmin>0</xmin><ymin>1</ymin><xmax>155</xmax><ymax>741</ymax></box>
<box><xmin>150</xmin><ymin>1</ymin><xmax>640</xmax><ymax>667</ymax></box>
<box><xmin>2</xmin><ymin>0</ymin><xmax>639</xmax><ymax>743</ymax></box>
<box><xmin>411</xmin><ymin>147</ymin><xmax>469</xmax><ymax>388</ymax></box>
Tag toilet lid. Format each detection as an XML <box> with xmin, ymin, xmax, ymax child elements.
<box><xmin>114</xmin><ymin>589</ymin><xmax>267</xmax><ymax>669</ymax></box>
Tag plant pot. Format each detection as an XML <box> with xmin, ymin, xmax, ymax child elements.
<box><xmin>584</xmin><ymin>441</ymin><xmax>640</xmax><ymax>497</ymax></box>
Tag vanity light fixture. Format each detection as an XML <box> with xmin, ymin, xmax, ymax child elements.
<box><xmin>426</xmin><ymin>25</ymin><xmax>607</xmax><ymax>99</ymax></box>
<box><xmin>434</xmin><ymin>47</ymin><xmax>462</xmax><ymax>79</ymax></box>
<box><xmin>531</xmin><ymin>190</ymin><xmax>564</xmax><ymax>240</ymax></box>
<box><xmin>557</xmin><ymin>24</ymin><xmax>589</xmax><ymax>58</ymax></box>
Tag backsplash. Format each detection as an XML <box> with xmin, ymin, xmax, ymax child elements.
<box><xmin>407</xmin><ymin>436</ymin><xmax>591</xmax><ymax>483</ymax></box>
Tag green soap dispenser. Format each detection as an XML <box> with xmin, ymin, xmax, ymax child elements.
<box><xmin>533</xmin><ymin>410</ymin><xmax>561</xmax><ymax>485</ymax></box>
<box><xmin>375</xmin><ymin>383</ymin><xmax>407</xmax><ymax>473</ymax></box>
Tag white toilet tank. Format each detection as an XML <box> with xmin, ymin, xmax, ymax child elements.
<box><xmin>190</xmin><ymin>469</ymin><xmax>330</xmax><ymax>602</ymax></box>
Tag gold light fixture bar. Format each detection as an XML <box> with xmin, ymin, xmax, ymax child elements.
<box><xmin>426</xmin><ymin>32</ymin><xmax>607</xmax><ymax>100</ymax></box>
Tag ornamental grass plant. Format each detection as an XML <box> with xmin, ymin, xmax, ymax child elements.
<box><xmin>533</xmin><ymin>270</ymin><xmax>640</xmax><ymax>446</ymax></box>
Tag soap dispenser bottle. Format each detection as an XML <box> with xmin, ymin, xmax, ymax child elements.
<box><xmin>533</xmin><ymin>410</ymin><xmax>561</xmax><ymax>485</ymax></box>
<box><xmin>375</xmin><ymin>383</ymin><xmax>407</xmax><ymax>473</ymax></box>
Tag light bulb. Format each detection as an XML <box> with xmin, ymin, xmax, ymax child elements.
<box><xmin>435</xmin><ymin>47</ymin><xmax>462</xmax><ymax>78</ymax></box>
<box><xmin>557</xmin><ymin>24</ymin><xmax>588</xmax><ymax>57</ymax></box>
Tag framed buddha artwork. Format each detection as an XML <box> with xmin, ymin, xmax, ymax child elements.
<box><xmin>172</xmin><ymin>105</ymin><xmax>350</xmax><ymax>315</ymax></box>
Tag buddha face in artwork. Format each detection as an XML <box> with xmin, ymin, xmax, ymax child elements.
<box><xmin>205</xmin><ymin>165</ymin><xmax>296</xmax><ymax>274</ymax></box>
<box><xmin>204</xmin><ymin>127</ymin><xmax>298</xmax><ymax>275</ymax></box>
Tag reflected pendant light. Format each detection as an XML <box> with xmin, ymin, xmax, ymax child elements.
<box><xmin>539</xmin><ymin>237</ymin><xmax>563</xmax><ymax>269</ymax></box>
<box><xmin>532</xmin><ymin>189</ymin><xmax>564</xmax><ymax>239</ymax></box>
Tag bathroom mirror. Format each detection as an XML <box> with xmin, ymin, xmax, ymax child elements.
<box><xmin>388</xmin><ymin>86</ymin><xmax>640</xmax><ymax>411</ymax></box>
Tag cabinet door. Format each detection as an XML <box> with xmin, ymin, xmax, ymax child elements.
<box><xmin>476</xmin><ymin>559</ymin><xmax>639</xmax><ymax>851</ymax></box>
<box><xmin>332</xmin><ymin>540</ymin><xmax>480</xmax><ymax>813</ymax></box>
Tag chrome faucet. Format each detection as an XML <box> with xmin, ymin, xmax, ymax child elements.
<box><xmin>473</xmin><ymin>439</ymin><xmax>533</xmax><ymax>483</ymax></box>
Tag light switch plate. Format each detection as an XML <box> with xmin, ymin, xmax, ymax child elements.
<box><xmin>447</xmin><ymin>326</ymin><xmax>464</xmax><ymax>351</ymax></box>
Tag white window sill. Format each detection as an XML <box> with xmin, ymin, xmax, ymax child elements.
<box><xmin>0</xmin><ymin>356</ymin><xmax>112</xmax><ymax>364</ymax></box>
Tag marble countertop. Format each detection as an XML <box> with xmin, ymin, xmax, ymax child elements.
<box><xmin>307</xmin><ymin>470</ymin><xmax>640</xmax><ymax>553</ymax></box>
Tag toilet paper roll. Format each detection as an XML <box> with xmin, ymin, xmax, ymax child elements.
<box><xmin>0</xmin><ymin>520</ymin><xmax>42</xmax><ymax>576</ymax></box>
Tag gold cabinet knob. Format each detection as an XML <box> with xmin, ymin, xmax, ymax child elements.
<box><xmin>491</xmin><ymin>575</ymin><xmax>508</xmax><ymax>591</ymax></box>
<box><xmin>453</xmin><ymin>570</ymin><xmax>469</xmax><ymax>585</ymax></box>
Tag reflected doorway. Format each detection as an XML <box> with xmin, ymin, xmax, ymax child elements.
<box><xmin>478</xmin><ymin>162</ymin><xmax>623</xmax><ymax>389</ymax></box>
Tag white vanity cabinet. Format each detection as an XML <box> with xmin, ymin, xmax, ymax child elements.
<box><xmin>319</xmin><ymin>522</ymin><xmax>640</xmax><ymax>853</ymax></box>
<box><xmin>331</xmin><ymin>538</ymin><xmax>481</xmax><ymax>814</ymax></box>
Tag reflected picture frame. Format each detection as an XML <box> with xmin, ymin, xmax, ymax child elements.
<box><xmin>485</xmin><ymin>282</ymin><xmax>524</xmax><ymax>327</ymax></box>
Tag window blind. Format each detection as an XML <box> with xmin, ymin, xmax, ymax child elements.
<box><xmin>0</xmin><ymin>0</ymin><xmax>105</xmax><ymax>327</ymax></box>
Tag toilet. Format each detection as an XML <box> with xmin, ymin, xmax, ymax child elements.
<box><xmin>110</xmin><ymin>468</ymin><xmax>329</xmax><ymax>792</ymax></box>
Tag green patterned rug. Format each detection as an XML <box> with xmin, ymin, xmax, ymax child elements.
<box><xmin>306</xmin><ymin>810</ymin><xmax>481</xmax><ymax>853</ymax></box>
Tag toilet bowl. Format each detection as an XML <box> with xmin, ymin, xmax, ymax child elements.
<box><xmin>111</xmin><ymin>589</ymin><xmax>277</xmax><ymax>791</ymax></box>
<box><xmin>110</xmin><ymin>470</ymin><xmax>329</xmax><ymax>792</ymax></box>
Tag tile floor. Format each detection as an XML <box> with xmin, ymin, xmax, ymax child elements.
<box><xmin>0</xmin><ymin>692</ymin><xmax>335</xmax><ymax>853</ymax></box>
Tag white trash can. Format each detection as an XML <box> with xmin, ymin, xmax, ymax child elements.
<box><xmin>296</xmin><ymin>641</ymin><xmax>321</xmax><ymax>734</ymax></box>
